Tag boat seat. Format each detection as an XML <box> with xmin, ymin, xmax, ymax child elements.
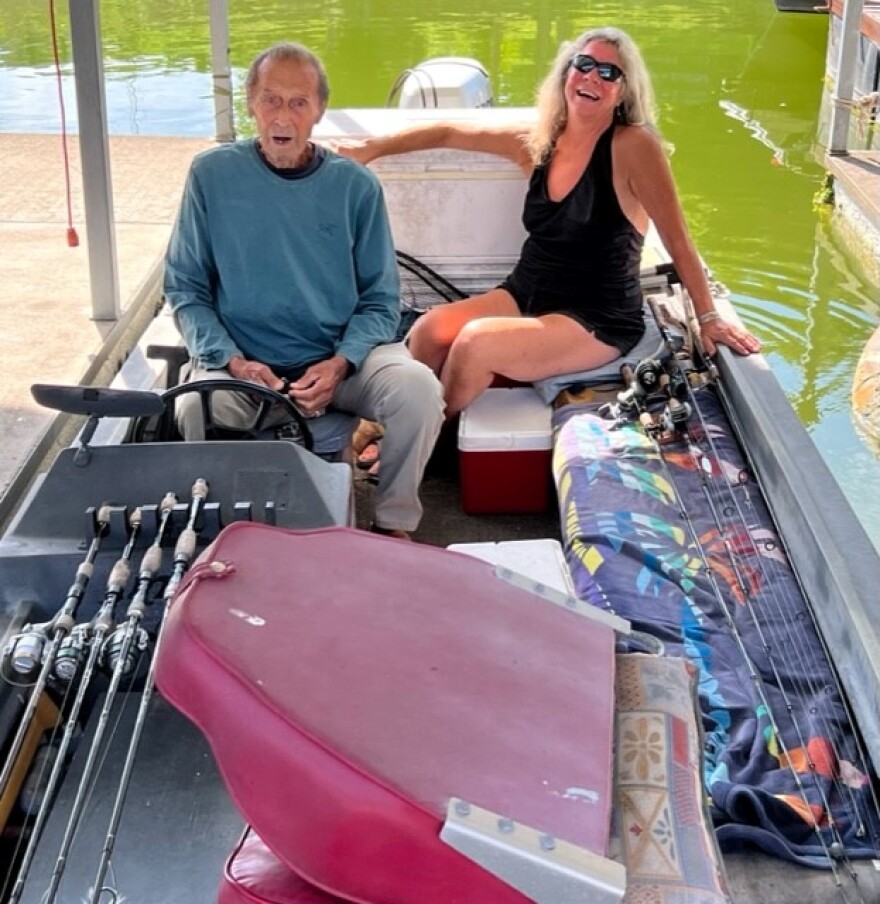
<box><xmin>218</xmin><ymin>653</ymin><xmax>730</xmax><ymax>904</ymax></box>
<box><xmin>531</xmin><ymin>311</ymin><xmax>664</xmax><ymax>404</ymax></box>
<box><xmin>219</xmin><ymin>829</ymin><xmax>345</xmax><ymax>904</ymax></box>
<box><xmin>156</xmin><ymin>524</ymin><xmax>619</xmax><ymax>904</ymax></box>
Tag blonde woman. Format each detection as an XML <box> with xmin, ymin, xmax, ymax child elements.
<box><xmin>339</xmin><ymin>27</ymin><xmax>760</xmax><ymax>417</ymax></box>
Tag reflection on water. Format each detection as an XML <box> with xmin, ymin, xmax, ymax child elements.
<box><xmin>0</xmin><ymin>0</ymin><xmax>878</xmax><ymax>542</ymax></box>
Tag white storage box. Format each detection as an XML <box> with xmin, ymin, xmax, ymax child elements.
<box><xmin>447</xmin><ymin>539</ymin><xmax>574</xmax><ymax>596</ymax></box>
<box><xmin>458</xmin><ymin>387</ymin><xmax>553</xmax><ymax>514</ymax></box>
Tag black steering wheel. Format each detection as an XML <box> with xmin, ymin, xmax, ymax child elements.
<box><xmin>132</xmin><ymin>379</ymin><xmax>314</xmax><ymax>451</ymax></box>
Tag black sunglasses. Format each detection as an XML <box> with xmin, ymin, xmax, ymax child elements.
<box><xmin>570</xmin><ymin>54</ymin><xmax>625</xmax><ymax>83</ymax></box>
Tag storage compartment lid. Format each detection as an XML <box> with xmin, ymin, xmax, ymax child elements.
<box><xmin>458</xmin><ymin>387</ymin><xmax>552</xmax><ymax>451</ymax></box>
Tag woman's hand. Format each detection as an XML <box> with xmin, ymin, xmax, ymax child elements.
<box><xmin>327</xmin><ymin>138</ymin><xmax>376</xmax><ymax>166</ymax></box>
<box><xmin>700</xmin><ymin>317</ymin><xmax>761</xmax><ymax>357</ymax></box>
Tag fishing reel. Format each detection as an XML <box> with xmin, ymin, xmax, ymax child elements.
<box><xmin>658</xmin><ymin>397</ymin><xmax>692</xmax><ymax>435</ymax></box>
<box><xmin>100</xmin><ymin>625</ymin><xmax>150</xmax><ymax>676</ymax></box>
<box><xmin>632</xmin><ymin>357</ymin><xmax>664</xmax><ymax>395</ymax></box>
<box><xmin>53</xmin><ymin>624</ymin><xmax>90</xmax><ymax>683</ymax></box>
<box><xmin>613</xmin><ymin>358</ymin><xmax>663</xmax><ymax>413</ymax></box>
<box><xmin>2</xmin><ymin>623</ymin><xmax>52</xmax><ymax>680</ymax></box>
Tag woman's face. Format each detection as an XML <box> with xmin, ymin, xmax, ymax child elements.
<box><xmin>563</xmin><ymin>40</ymin><xmax>625</xmax><ymax>122</ymax></box>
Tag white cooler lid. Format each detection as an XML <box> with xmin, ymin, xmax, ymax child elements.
<box><xmin>458</xmin><ymin>387</ymin><xmax>552</xmax><ymax>452</ymax></box>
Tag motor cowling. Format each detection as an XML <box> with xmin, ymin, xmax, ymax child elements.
<box><xmin>393</xmin><ymin>57</ymin><xmax>492</xmax><ymax>108</ymax></box>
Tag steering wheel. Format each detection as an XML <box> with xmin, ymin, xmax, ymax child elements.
<box><xmin>133</xmin><ymin>379</ymin><xmax>314</xmax><ymax>451</ymax></box>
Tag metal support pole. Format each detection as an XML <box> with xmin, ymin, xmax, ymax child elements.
<box><xmin>209</xmin><ymin>0</ymin><xmax>235</xmax><ymax>142</ymax></box>
<box><xmin>68</xmin><ymin>0</ymin><xmax>121</xmax><ymax>320</ymax></box>
<box><xmin>828</xmin><ymin>0</ymin><xmax>865</xmax><ymax>156</ymax></box>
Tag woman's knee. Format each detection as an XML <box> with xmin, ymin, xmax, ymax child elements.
<box><xmin>408</xmin><ymin>308</ymin><xmax>450</xmax><ymax>354</ymax></box>
<box><xmin>447</xmin><ymin>320</ymin><xmax>499</xmax><ymax>369</ymax></box>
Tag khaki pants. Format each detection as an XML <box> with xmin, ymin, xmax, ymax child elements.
<box><xmin>177</xmin><ymin>343</ymin><xmax>444</xmax><ymax>531</ymax></box>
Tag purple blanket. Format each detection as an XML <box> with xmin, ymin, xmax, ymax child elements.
<box><xmin>553</xmin><ymin>388</ymin><xmax>880</xmax><ymax>865</ymax></box>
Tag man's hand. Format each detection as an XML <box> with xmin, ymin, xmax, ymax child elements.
<box><xmin>227</xmin><ymin>356</ymin><xmax>283</xmax><ymax>390</ymax></box>
<box><xmin>288</xmin><ymin>356</ymin><xmax>350</xmax><ymax>416</ymax></box>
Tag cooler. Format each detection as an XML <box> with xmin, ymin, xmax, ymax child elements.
<box><xmin>458</xmin><ymin>387</ymin><xmax>553</xmax><ymax>514</ymax></box>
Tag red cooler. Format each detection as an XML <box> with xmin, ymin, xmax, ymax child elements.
<box><xmin>458</xmin><ymin>387</ymin><xmax>553</xmax><ymax>514</ymax></box>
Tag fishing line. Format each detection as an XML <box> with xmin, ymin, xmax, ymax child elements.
<box><xmin>654</xmin><ymin>297</ymin><xmax>879</xmax><ymax>843</ymax></box>
<box><xmin>640</xmin><ymin>399</ymin><xmax>854</xmax><ymax>895</ymax></box>
<box><xmin>668</xmin><ymin>303</ymin><xmax>880</xmax><ymax>841</ymax></box>
<box><xmin>691</xmin><ymin>374</ymin><xmax>880</xmax><ymax>844</ymax></box>
<box><xmin>609</xmin><ymin>298</ymin><xmax>874</xmax><ymax>896</ymax></box>
<box><xmin>680</xmin><ymin>404</ymin><xmax>864</xmax><ymax>857</ymax></box>
<box><xmin>649</xmin><ymin>301</ymin><xmax>880</xmax><ymax>889</ymax></box>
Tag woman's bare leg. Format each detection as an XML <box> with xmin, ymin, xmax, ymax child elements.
<box><xmin>407</xmin><ymin>289</ymin><xmax>521</xmax><ymax>375</ymax></box>
<box><xmin>441</xmin><ymin>313</ymin><xmax>621</xmax><ymax>416</ymax></box>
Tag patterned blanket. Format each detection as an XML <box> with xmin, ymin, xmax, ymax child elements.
<box><xmin>553</xmin><ymin>388</ymin><xmax>880</xmax><ymax>866</ymax></box>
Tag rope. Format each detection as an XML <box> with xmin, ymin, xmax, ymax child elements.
<box><xmin>48</xmin><ymin>0</ymin><xmax>79</xmax><ymax>247</ymax></box>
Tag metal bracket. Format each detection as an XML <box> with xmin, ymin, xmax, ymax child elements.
<box><xmin>440</xmin><ymin>798</ymin><xmax>626</xmax><ymax>904</ymax></box>
<box><xmin>494</xmin><ymin>565</ymin><xmax>631</xmax><ymax>635</ymax></box>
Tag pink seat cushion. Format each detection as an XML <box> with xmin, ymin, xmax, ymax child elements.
<box><xmin>157</xmin><ymin>524</ymin><xmax>616</xmax><ymax>903</ymax></box>
<box><xmin>219</xmin><ymin>829</ymin><xmax>345</xmax><ymax>903</ymax></box>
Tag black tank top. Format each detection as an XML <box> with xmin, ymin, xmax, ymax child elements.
<box><xmin>506</xmin><ymin>124</ymin><xmax>645</xmax><ymax>347</ymax></box>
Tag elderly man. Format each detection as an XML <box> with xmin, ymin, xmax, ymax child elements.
<box><xmin>164</xmin><ymin>42</ymin><xmax>444</xmax><ymax>539</ymax></box>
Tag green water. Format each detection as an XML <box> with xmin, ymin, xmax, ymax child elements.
<box><xmin>1</xmin><ymin>0</ymin><xmax>878</xmax><ymax>540</ymax></box>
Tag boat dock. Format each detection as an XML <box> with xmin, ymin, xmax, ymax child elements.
<box><xmin>0</xmin><ymin>133</ymin><xmax>212</xmax><ymax>529</ymax></box>
<box><xmin>824</xmin><ymin>0</ymin><xmax>880</xmax><ymax>279</ymax></box>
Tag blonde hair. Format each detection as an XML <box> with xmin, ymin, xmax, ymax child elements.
<box><xmin>528</xmin><ymin>27</ymin><xmax>658</xmax><ymax>164</ymax></box>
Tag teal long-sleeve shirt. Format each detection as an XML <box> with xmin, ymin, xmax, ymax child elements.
<box><xmin>164</xmin><ymin>140</ymin><xmax>400</xmax><ymax>373</ymax></box>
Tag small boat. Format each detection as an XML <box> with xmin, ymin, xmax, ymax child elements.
<box><xmin>1</xmin><ymin>87</ymin><xmax>879</xmax><ymax>903</ymax></box>
<box><xmin>853</xmin><ymin>322</ymin><xmax>880</xmax><ymax>441</ymax></box>
<box><xmin>773</xmin><ymin>1</ymin><xmax>828</xmax><ymax>12</ymax></box>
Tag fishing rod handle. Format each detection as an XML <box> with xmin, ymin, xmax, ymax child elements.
<box><xmin>174</xmin><ymin>526</ymin><xmax>198</xmax><ymax>561</ymax></box>
<box><xmin>191</xmin><ymin>478</ymin><xmax>209</xmax><ymax>502</ymax></box>
<box><xmin>136</xmin><ymin>544</ymin><xmax>163</xmax><ymax>579</ymax></box>
<box><xmin>159</xmin><ymin>491</ymin><xmax>178</xmax><ymax>514</ymax></box>
<box><xmin>52</xmin><ymin>503</ymin><xmax>113</xmax><ymax>622</ymax></box>
<box><xmin>105</xmin><ymin>557</ymin><xmax>132</xmax><ymax>593</ymax></box>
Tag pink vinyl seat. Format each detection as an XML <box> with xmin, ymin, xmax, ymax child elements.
<box><xmin>155</xmin><ymin>524</ymin><xmax>617</xmax><ymax>903</ymax></box>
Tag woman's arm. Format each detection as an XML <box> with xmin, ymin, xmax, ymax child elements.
<box><xmin>618</xmin><ymin>127</ymin><xmax>760</xmax><ymax>356</ymax></box>
<box><xmin>332</xmin><ymin>121</ymin><xmax>534</xmax><ymax>174</ymax></box>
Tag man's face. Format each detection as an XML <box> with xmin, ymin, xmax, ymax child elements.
<box><xmin>249</xmin><ymin>56</ymin><xmax>325</xmax><ymax>168</ymax></box>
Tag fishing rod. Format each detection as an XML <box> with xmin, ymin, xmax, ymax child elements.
<box><xmin>0</xmin><ymin>504</ymin><xmax>113</xmax><ymax>801</ymax></box>
<box><xmin>611</xmin><ymin>357</ymin><xmax>858</xmax><ymax>893</ymax></box>
<box><xmin>39</xmin><ymin>508</ymin><xmax>143</xmax><ymax>904</ymax></box>
<box><xmin>6</xmin><ymin>495</ymin><xmax>176</xmax><ymax>903</ymax></box>
<box><xmin>664</xmin><ymin>326</ymin><xmax>880</xmax><ymax>886</ymax></box>
<box><xmin>88</xmin><ymin>479</ymin><xmax>209</xmax><ymax>904</ymax></box>
<box><xmin>648</xmin><ymin>295</ymin><xmax>880</xmax><ymax>834</ymax></box>
<box><xmin>628</xmin><ymin>300</ymin><xmax>878</xmax><ymax>897</ymax></box>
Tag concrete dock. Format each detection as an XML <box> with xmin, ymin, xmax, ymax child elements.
<box><xmin>0</xmin><ymin>132</ymin><xmax>212</xmax><ymax>527</ymax></box>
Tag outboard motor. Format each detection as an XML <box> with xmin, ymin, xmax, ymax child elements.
<box><xmin>388</xmin><ymin>57</ymin><xmax>492</xmax><ymax>108</ymax></box>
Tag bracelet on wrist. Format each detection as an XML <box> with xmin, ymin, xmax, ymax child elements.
<box><xmin>697</xmin><ymin>311</ymin><xmax>721</xmax><ymax>326</ymax></box>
